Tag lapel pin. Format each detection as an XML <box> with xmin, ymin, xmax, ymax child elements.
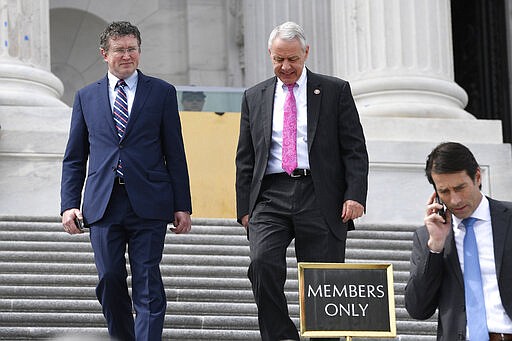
<box><xmin>314</xmin><ymin>89</ymin><xmax>320</xmax><ymax>95</ymax></box>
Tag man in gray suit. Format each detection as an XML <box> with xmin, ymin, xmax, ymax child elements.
<box><xmin>405</xmin><ymin>142</ymin><xmax>512</xmax><ymax>341</ymax></box>
<box><xmin>235</xmin><ymin>21</ymin><xmax>368</xmax><ymax>341</ymax></box>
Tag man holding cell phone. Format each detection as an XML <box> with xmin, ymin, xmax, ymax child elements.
<box><xmin>60</xmin><ymin>21</ymin><xmax>192</xmax><ymax>341</ymax></box>
<box><xmin>405</xmin><ymin>142</ymin><xmax>512</xmax><ymax>341</ymax></box>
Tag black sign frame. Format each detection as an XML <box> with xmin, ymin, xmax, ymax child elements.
<box><xmin>298</xmin><ymin>262</ymin><xmax>396</xmax><ymax>338</ymax></box>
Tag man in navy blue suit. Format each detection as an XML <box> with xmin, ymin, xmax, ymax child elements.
<box><xmin>60</xmin><ymin>21</ymin><xmax>192</xmax><ymax>340</ymax></box>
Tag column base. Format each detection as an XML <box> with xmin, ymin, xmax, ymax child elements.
<box><xmin>359</xmin><ymin>117</ymin><xmax>512</xmax><ymax>225</ymax></box>
<box><xmin>0</xmin><ymin>106</ymin><xmax>71</xmax><ymax>216</ymax></box>
<box><xmin>352</xmin><ymin>76</ymin><xmax>471</xmax><ymax>119</ymax></box>
<box><xmin>361</xmin><ymin>116</ymin><xmax>502</xmax><ymax>143</ymax></box>
<box><xmin>0</xmin><ymin>60</ymin><xmax>66</xmax><ymax>107</ymax></box>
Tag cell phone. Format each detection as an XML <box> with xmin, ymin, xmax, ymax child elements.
<box><xmin>435</xmin><ymin>193</ymin><xmax>447</xmax><ymax>221</ymax></box>
<box><xmin>74</xmin><ymin>217</ymin><xmax>85</xmax><ymax>231</ymax></box>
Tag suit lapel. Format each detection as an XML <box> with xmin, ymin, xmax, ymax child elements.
<box><xmin>262</xmin><ymin>79</ymin><xmax>276</xmax><ymax>152</ymax></box>
<box><xmin>123</xmin><ymin>71</ymin><xmax>151</xmax><ymax>141</ymax></box>
<box><xmin>445</xmin><ymin>229</ymin><xmax>464</xmax><ymax>288</ymax></box>
<box><xmin>98</xmin><ymin>76</ymin><xmax>118</xmax><ymax>138</ymax></box>
<box><xmin>490</xmin><ymin>198</ymin><xmax>512</xmax><ymax>278</ymax></box>
<box><xmin>306</xmin><ymin>70</ymin><xmax>322</xmax><ymax>153</ymax></box>
<box><xmin>448</xmin><ymin>198</ymin><xmax>512</xmax><ymax>288</ymax></box>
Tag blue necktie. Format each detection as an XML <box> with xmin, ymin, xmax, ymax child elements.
<box><xmin>463</xmin><ymin>217</ymin><xmax>488</xmax><ymax>340</ymax></box>
<box><xmin>113</xmin><ymin>79</ymin><xmax>128</xmax><ymax>178</ymax></box>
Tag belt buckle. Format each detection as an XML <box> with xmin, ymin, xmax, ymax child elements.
<box><xmin>290</xmin><ymin>170</ymin><xmax>302</xmax><ymax>178</ymax></box>
<box><xmin>290</xmin><ymin>169</ymin><xmax>308</xmax><ymax>178</ymax></box>
<box><xmin>490</xmin><ymin>333</ymin><xmax>510</xmax><ymax>341</ymax></box>
<box><xmin>118</xmin><ymin>177</ymin><xmax>125</xmax><ymax>185</ymax></box>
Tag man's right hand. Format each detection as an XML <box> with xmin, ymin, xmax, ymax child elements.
<box><xmin>62</xmin><ymin>208</ymin><xmax>83</xmax><ymax>234</ymax></box>
<box><xmin>241</xmin><ymin>215</ymin><xmax>249</xmax><ymax>229</ymax></box>
<box><xmin>424</xmin><ymin>192</ymin><xmax>451</xmax><ymax>253</ymax></box>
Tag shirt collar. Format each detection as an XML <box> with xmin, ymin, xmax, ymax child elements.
<box><xmin>452</xmin><ymin>194</ymin><xmax>490</xmax><ymax>229</ymax></box>
<box><xmin>277</xmin><ymin>66</ymin><xmax>308</xmax><ymax>90</ymax></box>
<box><xmin>108</xmin><ymin>70</ymin><xmax>138</xmax><ymax>90</ymax></box>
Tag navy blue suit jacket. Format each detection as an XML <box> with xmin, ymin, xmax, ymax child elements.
<box><xmin>61</xmin><ymin>71</ymin><xmax>192</xmax><ymax>225</ymax></box>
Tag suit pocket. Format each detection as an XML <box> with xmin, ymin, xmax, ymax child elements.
<box><xmin>86</xmin><ymin>170</ymin><xmax>97</xmax><ymax>178</ymax></box>
<box><xmin>147</xmin><ymin>170</ymin><xmax>171</xmax><ymax>182</ymax></box>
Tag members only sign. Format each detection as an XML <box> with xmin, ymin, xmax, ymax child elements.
<box><xmin>298</xmin><ymin>263</ymin><xmax>396</xmax><ymax>339</ymax></box>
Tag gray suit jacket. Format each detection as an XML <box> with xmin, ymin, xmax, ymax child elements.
<box><xmin>405</xmin><ymin>197</ymin><xmax>512</xmax><ymax>340</ymax></box>
<box><xmin>235</xmin><ymin>69</ymin><xmax>368</xmax><ymax>240</ymax></box>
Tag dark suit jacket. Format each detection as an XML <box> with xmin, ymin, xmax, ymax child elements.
<box><xmin>405</xmin><ymin>197</ymin><xmax>512</xmax><ymax>340</ymax></box>
<box><xmin>235</xmin><ymin>69</ymin><xmax>368</xmax><ymax>240</ymax></box>
<box><xmin>60</xmin><ymin>71</ymin><xmax>192</xmax><ymax>225</ymax></box>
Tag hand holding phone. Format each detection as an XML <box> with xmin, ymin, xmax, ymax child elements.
<box><xmin>74</xmin><ymin>217</ymin><xmax>84</xmax><ymax>232</ymax></box>
<box><xmin>435</xmin><ymin>194</ymin><xmax>447</xmax><ymax>221</ymax></box>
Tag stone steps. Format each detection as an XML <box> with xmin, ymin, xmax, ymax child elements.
<box><xmin>0</xmin><ymin>217</ymin><xmax>436</xmax><ymax>340</ymax></box>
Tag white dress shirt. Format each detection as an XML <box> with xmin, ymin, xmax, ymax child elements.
<box><xmin>452</xmin><ymin>195</ymin><xmax>512</xmax><ymax>334</ymax></box>
<box><xmin>108</xmin><ymin>70</ymin><xmax>138</xmax><ymax>116</ymax></box>
<box><xmin>266</xmin><ymin>67</ymin><xmax>310</xmax><ymax>174</ymax></box>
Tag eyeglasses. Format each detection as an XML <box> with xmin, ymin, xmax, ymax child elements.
<box><xmin>110</xmin><ymin>47</ymin><xmax>139</xmax><ymax>56</ymax></box>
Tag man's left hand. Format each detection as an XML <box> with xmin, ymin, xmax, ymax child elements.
<box><xmin>171</xmin><ymin>211</ymin><xmax>191</xmax><ymax>234</ymax></box>
<box><xmin>342</xmin><ymin>200</ymin><xmax>364</xmax><ymax>223</ymax></box>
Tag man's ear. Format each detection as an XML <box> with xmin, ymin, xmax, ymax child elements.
<box><xmin>100</xmin><ymin>48</ymin><xmax>108</xmax><ymax>62</ymax></box>
<box><xmin>304</xmin><ymin>45</ymin><xmax>310</xmax><ymax>60</ymax></box>
<box><xmin>475</xmin><ymin>168</ymin><xmax>481</xmax><ymax>187</ymax></box>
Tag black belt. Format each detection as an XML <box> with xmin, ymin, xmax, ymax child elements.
<box><xmin>490</xmin><ymin>333</ymin><xmax>512</xmax><ymax>341</ymax></box>
<box><xmin>289</xmin><ymin>168</ymin><xmax>311</xmax><ymax>178</ymax></box>
<box><xmin>115</xmin><ymin>177</ymin><xmax>125</xmax><ymax>185</ymax></box>
<box><xmin>264</xmin><ymin>169</ymin><xmax>311</xmax><ymax>180</ymax></box>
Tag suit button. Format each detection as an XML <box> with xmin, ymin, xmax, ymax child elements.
<box><xmin>119</xmin><ymin>145</ymin><xmax>123</xmax><ymax>149</ymax></box>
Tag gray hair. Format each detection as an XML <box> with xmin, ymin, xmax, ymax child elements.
<box><xmin>267</xmin><ymin>21</ymin><xmax>307</xmax><ymax>51</ymax></box>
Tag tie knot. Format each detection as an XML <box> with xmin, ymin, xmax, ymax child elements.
<box><xmin>286</xmin><ymin>83</ymin><xmax>296</xmax><ymax>92</ymax></box>
<box><xmin>116</xmin><ymin>79</ymin><xmax>126</xmax><ymax>89</ymax></box>
<box><xmin>462</xmin><ymin>217</ymin><xmax>477</xmax><ymax>230</ymax></box>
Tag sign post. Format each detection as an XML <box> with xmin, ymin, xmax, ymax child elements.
<box><xmin>298</xmin><ymin>263</ymin><xmax>396</xmax><ymax>339</ymax></box>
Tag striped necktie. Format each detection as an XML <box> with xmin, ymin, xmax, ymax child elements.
<box><xmin>113</xmin><ymin>79</ymin><xmax>128</xmax><ymax>177</ymax></box>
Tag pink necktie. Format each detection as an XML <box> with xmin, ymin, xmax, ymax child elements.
<box><xmin>282</xmin><ymin>83</ymin><xmax>297</xmax><ymax>175</ymax></box>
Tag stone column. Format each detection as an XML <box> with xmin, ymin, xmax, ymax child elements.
<box><xmin>0</xmin><ymin>0</ymin><xmax>65</xmax><ymax>107</ymax></box>
<box><xmin>332</xmin><ymin>0</ymin><xmax>471</xmax><ymax>119</ymax></box>
<box><xmin>329</xmin><ymin>0</ymin><xmax>512</xmax><ymax>226</ymax></box>
<box><xmin>0</xmin><ymin>0</ymin><xmax>70</xmax><ymax>217</ymax></box>
<box><xmin>243</xmin><ymin>0</ymin><xmax>333</xmax><ymax>86</ymax></box>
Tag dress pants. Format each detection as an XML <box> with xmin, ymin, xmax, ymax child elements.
<box><xmin>248</xmin><ymin>173</ymin><xmax>346</xmax><ymax>341</ymax></box>
<box><xmin>89</xmin><ymin>182</ymin><xmax>168</xmax><ymax>341</ymax></box>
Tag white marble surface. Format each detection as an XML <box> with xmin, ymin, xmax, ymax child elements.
<box><xmin>1</xmin><ymin>0</ymin><xmax>511</xmax><ymax>224</ymax></box>
<box><xmin>49</xmin><ymin>0</ymin><xmax>243</xmax><ymax>106</ymax></box>
<box><xmin>0</xmin><ymin>0</ymin><xmax>65</xmax><ymax>107</ymax></box>
<box><xmin>359</xmin><ymin>140</ymin><xmax>512</xmax><ymax>225</ymax></box>
<box><xmin>0</xmin><ymin>154</ymin><xmax>64</xmax><ymax>217</ymax></box>
<box><xmin>0</xmin><ymin>105</ymin><xmax>71</xmax><ymax>217</ymax></box>
<box><xmin>360</xmin><ymin>117</ymin><xmax>503</xmax><ymax>143</ymax></box>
